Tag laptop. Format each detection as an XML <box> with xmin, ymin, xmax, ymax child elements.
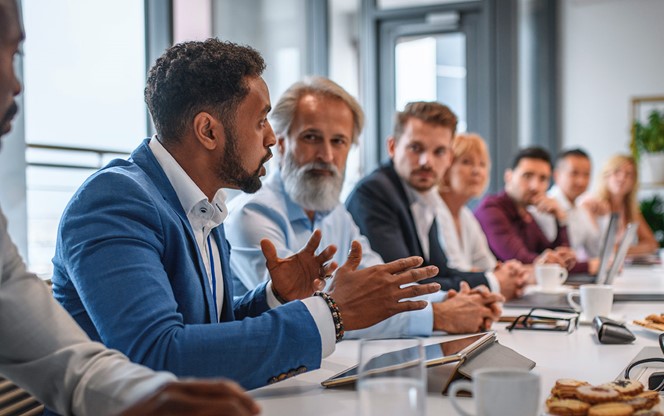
<box><xmin>564</xmin><ymin>213</ymin><xmax>619</xmax><ymax>285</ymax></box>
<box><xmin>505</xmin><ymin>219</ymin><xmax>638</xmax><ymax>309</ymax></box>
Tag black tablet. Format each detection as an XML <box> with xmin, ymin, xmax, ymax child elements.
<box><xmin>321</xmin><ymin>332</ymin><xmax>495</xmax><ymax>387</ymax></box>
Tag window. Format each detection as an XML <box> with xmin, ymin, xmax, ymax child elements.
<box><xmin>22</xmin><ymin>0</ymin><xmax>146</xmax><ymax>276</ymax></box>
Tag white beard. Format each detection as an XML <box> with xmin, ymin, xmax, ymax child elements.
<box><xmin>281</xmin><ymin>151</ymin><xmax>344</xmax><ymax>212</ymax></box>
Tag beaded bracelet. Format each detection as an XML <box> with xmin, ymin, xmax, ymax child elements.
<box><xmin>314</xmin><ymin>291</ymin><xmax>344</xmax><ymax>343</ymax></box>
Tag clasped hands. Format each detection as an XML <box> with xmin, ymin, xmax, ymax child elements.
<box><xmin>433</xmin><ymin>282</ymin><xmax>504</xmax><ymax>334</ymax></box>
<box><xmin>260</xmin><ymin>230</ymin><xmax>441</xmax><ymax>331</ymax></box>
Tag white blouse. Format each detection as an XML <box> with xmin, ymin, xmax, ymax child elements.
<box><xmin>434</xmin><ymin>195</ymin><xmax>498</xmax><ymax>272</ymax></box>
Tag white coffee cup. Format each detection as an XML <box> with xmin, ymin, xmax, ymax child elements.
<box><xmin>567</xmin><ymin>284</ymin><xmax>613</xmax><ymax>320</ymax></box>
<box><xmin>535</xmin><ymin>264</ymin><xmax>568</xmax><ymax>292</ymax></box>
<box><xmin>449</xmin><ymin>368</ymin><xmax>540</xmax><ymax>416</ymax></box>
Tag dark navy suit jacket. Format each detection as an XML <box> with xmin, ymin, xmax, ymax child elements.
<box><xmin>51</xmin><ymin>139</ymin><xmax>321</xmax><ymax>390</ymax></box>
<box><xmin>346</xmin><ymin>162</ymin><xmax>489</xmax><ymax>291</ymax></box>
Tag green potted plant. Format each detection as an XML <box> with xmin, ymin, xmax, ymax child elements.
<box><xmin>640</xmin><ymin>194</ymin><xmax>664</xmax><ymax>248</ymax></box>
<box><xmin>632</xmin><ymin>109</ymin><xmax>664</xmax><ymax>184</ymax></box>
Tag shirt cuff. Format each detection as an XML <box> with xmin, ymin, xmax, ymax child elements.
<box><xmin>265</xmin><ymin>281</ymin><xmax>282</xmax><ymax>309</ymax></box>
<box><xmin>301</xmin><ymin>296</ymin><xmax>336</xmax><ymax>359</ymax></box>
<box><xmin>484</xmin><ymin>271</ymin><xmax>501</xmax><ymax>293</ymax></box>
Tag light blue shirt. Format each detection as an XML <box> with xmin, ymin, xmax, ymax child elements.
<box><xmin>226</xmin><ymin>171</ymin><xmax>446</xmax><ymax>339</ymax></box>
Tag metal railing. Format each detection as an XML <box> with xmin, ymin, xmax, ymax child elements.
<box><xmin>26</xmin><ymin>143</ymin><xmax>130</xmax><ymax>170</ymax></box>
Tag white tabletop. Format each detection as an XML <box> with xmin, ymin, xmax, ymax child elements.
<box><xmin>251</xmin><ymin>265</ymin><xmax>664</xmax><ymax>415</ymax></box>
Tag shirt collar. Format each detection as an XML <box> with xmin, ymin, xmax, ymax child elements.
<box><xmin>399</xmin><ymin>176</ymin><xmax>438</xmax><ymax>210</ymax></box>
<box><xmin>149</xmin><ymin>136</ymin><xmax>228</xmax><ymax>225</ymax></box>
<box><xmin>549</xmin><ymin>185</ymin><xmax>573</xmax><ymax>211</ymax></box>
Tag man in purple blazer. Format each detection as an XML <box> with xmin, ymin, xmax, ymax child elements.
<box><xmin>474</xmin><ymin>147</ymin><xmax>584</xmax><ymax>272</ymax></box>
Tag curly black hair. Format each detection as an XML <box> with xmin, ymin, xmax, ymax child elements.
<box><xmin>145</xmin><ymin>38</ymin><xmax>266</xmax><ymax>144</ymax></box>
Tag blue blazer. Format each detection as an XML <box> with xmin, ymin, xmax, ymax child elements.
<box><xmin>346</xmin><ymin>162</ymin><xmax>489</xmax><ymax>291</ymax></box>
<box><xmin>51</xmin><ymin>139</ymin><xmax>322</xmax><ymax>390</ymax></box>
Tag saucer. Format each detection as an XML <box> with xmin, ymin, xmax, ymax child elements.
<box><xmin>532</xmin><ymin>285</ymin><xmax>572</xmax><ymax>294</ymax></box>
<box><xmin>578</xmin><ymin>313</ymin><xmax>625</xmax><ymax>325</ymax></box>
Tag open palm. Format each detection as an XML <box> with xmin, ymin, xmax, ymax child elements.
<box><xmin>261</xmin><ymin>229</ymin><xmax>338</xmax><ymax>302</ymax></box>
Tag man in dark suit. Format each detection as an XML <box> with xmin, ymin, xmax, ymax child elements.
<box><xmin>347</xmin><ymin>101</ymin><xmax>526</xmax><ymax>299</ymax></box>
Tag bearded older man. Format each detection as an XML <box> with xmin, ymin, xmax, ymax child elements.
<box><xmin>226</xmin><ymin>77</ymin><xmax>503</xmax><ymax>337</ymax></box>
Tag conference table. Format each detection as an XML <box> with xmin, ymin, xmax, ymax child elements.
<box><xmin>251</xmin><ymin>264</ymin><xmax>664</xmax><ymax>415</ymax></box>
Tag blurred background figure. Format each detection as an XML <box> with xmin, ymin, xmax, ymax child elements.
<box><xmin>584</xmin><ymin>154</ymin><xmax>658</xmax><ymax>256</ymax></box>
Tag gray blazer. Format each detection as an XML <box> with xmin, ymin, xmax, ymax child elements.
<box><xmin>0</xmin><ymin>208</ymin><xmax>174</xmax><ymax>416</ymax></box>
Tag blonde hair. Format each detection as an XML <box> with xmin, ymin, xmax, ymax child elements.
<box><xmin>441</xmin><ymin>132</ymin><xmax>491</xmax><ymax>192</ymax></box>
<box><xmin>596</xmin><ymin>154</ymin><xmax>639</xmax><ymax>222</ymax></box>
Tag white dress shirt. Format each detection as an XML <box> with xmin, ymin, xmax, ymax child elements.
<box><xmin>401</xmin><ymin>180</ymin><xmax>500</xmax><ymax>292</ymax></box>
<box><xmin>532</xmin><ymin>186</ymin><xmax>601</xmax><ymax>260</ymax></box>
<box><xmin>433</xmin><ymin>195</ymin><xmax>498</xmax><ymax>272</ymax></box>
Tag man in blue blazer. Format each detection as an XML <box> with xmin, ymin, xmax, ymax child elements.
<box><xmin>346</xmin><ymin>102</ymin><xmax>526</xmax><ymax>299</ymax></box>
<box><xmin>51</xmin><ymin>39</ymin><xmax>440</xmax><ymax>390</ymax></box>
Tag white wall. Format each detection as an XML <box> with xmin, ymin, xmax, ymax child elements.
<box><xmin>559</xmin><ymin>0</ymin><xmax>664</xmax><ymax>186</ymax></box>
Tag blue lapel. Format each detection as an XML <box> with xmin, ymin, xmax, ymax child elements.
<box><xmin>130</xmin><ymin>139</ymin><xmax>219</xmax><ymax>323</ymax></box>
<box><xmin>212</xmin><ymin>225</ymin><xmax>235</xmax><ymax>322</ymax></box>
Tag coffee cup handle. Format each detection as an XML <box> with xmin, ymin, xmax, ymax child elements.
<box><xmin>449</xmin><ymin>380</ymin><xmax>475</xmax><ymax>416</ymax></box>
<box><xmin>559</xmin><ymin>268</ymin><xmax>568</xmax><ymax>283</ymax></box>
<box><xmin>567</xmin><ymin>291</ymin><xmax>581</xmax><ymax>312</ymax></box>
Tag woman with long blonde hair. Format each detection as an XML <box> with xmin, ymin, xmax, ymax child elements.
<box><xmin>586</xmin><ymin>154</ymin><xmax>658</xmax><ymax>256</ymax></box>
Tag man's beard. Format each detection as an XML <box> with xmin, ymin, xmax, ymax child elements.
<box><xmin>281</xmin><ymin>150</ymin><xmax>344</xmax><ymax>212</ymax></box>
<box><xmin>215</xmin><ymin>124</ymin><xmax>271</xmax><ymax>194</ymax></box>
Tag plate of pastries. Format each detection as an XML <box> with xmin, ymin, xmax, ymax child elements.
<box><xmin>632</xmin><ymin>314</ymin><xmax>664</xmax><ymax>333</ymax></box>
<box><xmin>545</xmin><ymin>378</ymin><xmax>662</xmax><ymax>415</ymax></box>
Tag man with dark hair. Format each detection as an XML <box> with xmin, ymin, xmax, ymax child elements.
<box><xmin>227</xmin><ymin>78</ymin><xmax>503</xmax><ymax>336</ymax></box>
<box><xmin>0</xmin><ymin>1</ymin><xmax>261</xmax><ymax>415</ymax></box>
<box><xmin>346</xmin><ymin>101</ymin><xmax>526</xmax><ymax>300</ymax></box>
<box><xmin>51</xmin><ymin>39</ymin><xmax>440</xmax><ymax>390</ymax></box>
<box><xmin>532</xmin><ymin>148</ymin><xmax>602</xmax><ymax>270</ymax></box>
<box><xmin>475</xmin><ymin>146</ymin><xmax>582</xmax><ymax>271</ymax></box>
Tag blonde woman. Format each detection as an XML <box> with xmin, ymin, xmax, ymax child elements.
<box><xmin>584</xmin><ymin>154</ymin><xmax>658</xmax><ymax>256</ymax></box>
<box><xmin>435</xmin><ymin>133</ymin><xmax>497</xmax><ymax>272</ymax></box>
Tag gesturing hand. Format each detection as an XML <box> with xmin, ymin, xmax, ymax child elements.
<box><xmin>120</xmin><ymin>379</ymin><xmax>260</xmax><ymax>416</ymax></box>
<box><xmin>261</xmin><ymin>229</ymin><xmax>337</xmax><ymax>302</ymax></box>
<box><xmin>326</xmin><ymin>241</ymin><xmax>441</xmax><ymax>330</ymax></box>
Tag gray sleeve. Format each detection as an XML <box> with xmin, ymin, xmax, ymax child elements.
<box><xmin>0</xmin><ymin>211</ymin><xmax>175</xmax><ymax>416</ymax></box>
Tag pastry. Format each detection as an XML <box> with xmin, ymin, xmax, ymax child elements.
<box><xmin>633</xmin><ymin>319</ymin><xmax>664</xmax><ymax>332</ymax></box>
<box><xmin>553</xmin><ymin>379</ymin><xmax>591</xmax><ymax>399</ymax></box>
<box><xmin>577</xmin><ymin>385</ymin><xmax>621</xmax><ymax>403</ymax></box>
<box><xmin>622</xmin><ymin>397</ymin><xmax>650</xmax><ymax>411</ymax></box>
<box><xmin>587</xmin><ymin>402</ymin><xmax>634</xmax><ymax>416</ymax></box>
<box><xmin>602</xmin><ymin>380</ymin><xmax>644</xmax><ymax>398</ymax></box>
<box><xmin>633</xmin><ymin>410</ymin><xmax>664</xmax><ymax>416</ymax></box>
<box><xmin>646</xmin><ymin>314</ymin><xmax>664</xmax><ymax>324</ymax></box>
<box><xmin>636</xmin><ymin>390</ymin><xmax>661</xmax><ymax>408</ymax></box>
<box><xmin>547</xmin><ymin>398</ymin><xmax>592</xmax><ymax>416</ymax></box>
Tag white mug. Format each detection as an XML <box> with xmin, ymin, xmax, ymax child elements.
<box><xmin>449</xmin><ymin>368</ymin><xmax>540</xmax><ymax>416</ymax></box>
<box><xmin>567</xmin><ymin>284</ymin><xmax>613</xmax><ymax>319</ymax></box>
<box><xmin>535</xmin><ymin>264</ymin><xmax>568</xmax><ymax>292</ymax></box>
